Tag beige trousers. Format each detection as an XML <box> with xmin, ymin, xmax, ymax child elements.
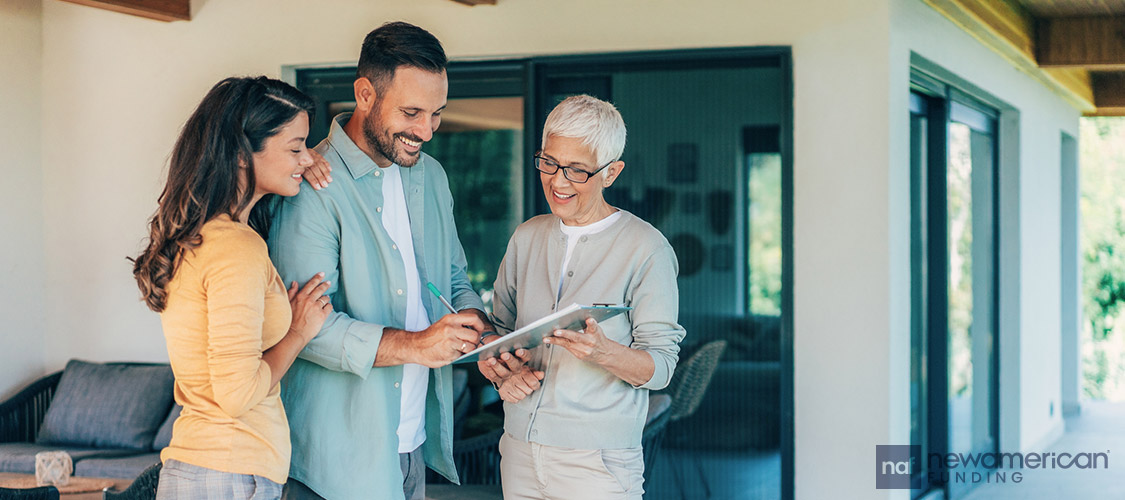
<box><xmin>499</xmin><ymin>433</ymin><xmax>645</xmax><ymax>500</ymax></box>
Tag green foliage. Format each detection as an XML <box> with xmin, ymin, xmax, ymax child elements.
<box><xmin>747</xmin><ymin>154</ymin><xmax>783</xmax><ymax>315</ymax></box>
<box><xmin>948</xmin><ymin>123</ymin><xmax>975</xmax><ymax>398</ymax></box>
<box><xmin>1080</xmin><ymin>117</ymin><xmax>1125</xmax><ymax>400</ymax></box>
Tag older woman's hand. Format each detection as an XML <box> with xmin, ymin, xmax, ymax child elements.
<box><xmin>496</xmin><ymin>365</ymin><xmax>545</xmax><ymax>404</ymax></box>
<box><xmin>477</xmin><ymin>347</ymin><xmax>532</xmax><ymax>385</ymax></box>
<box><xmin>543</xmin><ymin>318</ymin><xmax>614</xmax><ymax>364</ymax></box>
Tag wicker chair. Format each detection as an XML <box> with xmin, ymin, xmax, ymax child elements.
<box><xmin>662</xmin><ymin>340</ymin><xmax>727</xmax><ymax>422</ymax></box>
<box><xmin>102</xmin><ymin>462</ymin><xmax>160</xmax><ymax>500</ymax></box>
<box><xmin>0</xmin><ymin>486</ymin><xmax>59</xmax><ymax>500</ymax></box>
<box><xmin>0</xmin><ymin>373</ymin><xmax>63</xmax><ymax>445</ymax></box>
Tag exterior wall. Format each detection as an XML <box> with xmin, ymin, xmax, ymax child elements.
<box><xmin>891</xmin><ymin>0</ymin><xmax>1079</xmax><ymax>452</ymax></box>
<box><xmin>0</xmin><ymin>0</ymin><xmax>46</xmax><ymax>400</ymax></box>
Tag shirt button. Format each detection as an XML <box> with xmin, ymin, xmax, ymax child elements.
<box><xmin>567</xmin><ymin>271</ymin><xmax>574</xmax><ymax>277</ymax></box>
<box><xmin>392</xmin><ymin>244</ymin><xmax>398</xmax><ymax>250</ymax></box>
<box><xmin>531</xmin><ymin>430</ymin><xmax>538</xmax><ymax>437</ymax></box>
<box><xmin>376</xmin><ymin>206</ymin><xmax>382</xmax><ymax>213</ymax></box>
<box><xmin>374</xmin><ymin>171</ymin><xmax>381</xmax><ymax>177</ymax></box>
<box><xmin>580</xmin><ymin>236</ymin><xmax>588</xmax><ymax>242</ymax></box>
<box><xmin>394</xmin><ymin>382</ymin><xmax>400</xmax><ymax>388</ymax></box>
<box><xmin>397</xmin><ymin>289</ymin><xmax>404</xmax><ymax>295</ymax></box>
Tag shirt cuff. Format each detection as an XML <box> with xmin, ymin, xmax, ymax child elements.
<box><xmin>340</xmin><ymin>321</ymin><xmax>385</xmax><ymax>379</ymax></box>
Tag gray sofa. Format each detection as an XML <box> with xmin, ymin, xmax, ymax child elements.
<box><xmin>0</xmin><ymin>360</ymin><xmax>180</xmax><ymax>480</ymax></box>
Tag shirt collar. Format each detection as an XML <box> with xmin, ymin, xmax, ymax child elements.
<box><xmin>326</xmin><ymin>112</ymin><xmax>384</xmax><ymax>179</ymax></box>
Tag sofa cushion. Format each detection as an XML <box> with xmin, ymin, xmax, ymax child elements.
<box><xmin>74</xmin><ymin>452</ymin><xmax>161</xmax><ymax>480</ymax></box>
<box><xmin>152</xmin><ymin>404</ymin><xmax>182</xmax><ymax>451</ymax></box>
<box><xmin>37</xmin><ymin>360</ymin><xmax>174</xmax><ymax>451</ymax></box>
<box><xmin>0</xmin><ymin>443</ymin><xmax>139</xmax><ymax>474</ymax></box>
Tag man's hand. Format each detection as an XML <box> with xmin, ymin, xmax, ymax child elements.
<box><xmin>460</xmin><ymin>308</ymin><xmax>497</xmax><ymax>340</ymax></box>
<box><xmin>302</xmin><ymin>149</ymin><xmax>333</xmax><ymax>190</ymax></box>
<box><xmin>409</xmin><ymin>312</ymin><xmax>486</xmax><ymax>368</ymax></box>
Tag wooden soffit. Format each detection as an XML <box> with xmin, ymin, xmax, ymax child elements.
<box><xmin>58</xmin><ymin>0</ymin><xmax>190</xmax><ymax>22</ymax></box>
<box><xmin>922</xmin><ymin>0</ymin><xmax>1097</xmax><ymax>113</ymax></box>
<box><xmin>1037</xmin><ymin>17</ymin><xmax>1125</xmax><ymax>70</ymax></box>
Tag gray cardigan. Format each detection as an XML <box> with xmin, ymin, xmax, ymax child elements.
<box><xmin>491</xmin><ymin>210</ymin><xmax>686</xmax><ymax>449</ymax></box>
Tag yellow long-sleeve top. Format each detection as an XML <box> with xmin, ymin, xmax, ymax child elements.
<box><xmin>159</xmin><ymin>214</ymin><xmax>292</xmax><ymax>484</ymax></box>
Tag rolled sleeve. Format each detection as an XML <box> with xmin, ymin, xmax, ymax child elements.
<box><xmin>269</xmin><ymin>194</ymin><xmax>384</xmax><ymax>379</ymax></box>
<box><xmin>627</xmin><ymin>243</ymin><xmax>686</xmax><ymax>390</ymax></box>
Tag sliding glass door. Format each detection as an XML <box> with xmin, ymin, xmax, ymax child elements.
<box><xmin>910</xmin><ymin>75</ymin><xmax>999</xmax><ymax>499</ymax></box>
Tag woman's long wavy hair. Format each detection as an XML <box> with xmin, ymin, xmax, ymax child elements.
<box><xmin>132</xmin><ymin>76</ymin><xmax>314</xmax><ymax>312</ymax></box>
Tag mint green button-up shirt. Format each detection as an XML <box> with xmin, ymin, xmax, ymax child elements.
<box><xmin>268</xmin><ymin>114</ymin><xmax>483</xmax><ymax>500</ymax></box>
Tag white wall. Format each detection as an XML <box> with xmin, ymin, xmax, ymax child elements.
<box><xmin>0</xmin><ymin>0</ymin><xmax>46</xmax><ymax>400</ymax></box>
<box><xmin>891</xmin><ymin>0</ymin><xmax>1078</xmax><ymax>452</ymax></box>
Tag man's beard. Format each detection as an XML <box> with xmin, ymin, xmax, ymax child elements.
<box><xmin>363</xmin><ymin>110</ymin><xmax>422</xmax><ymax>167</ymax></box>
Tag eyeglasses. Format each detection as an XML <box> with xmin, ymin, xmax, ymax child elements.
<box><xmin>533</xmin><ymin>154</ymin><xmax>611</xmax><ymax>184</ymax></box>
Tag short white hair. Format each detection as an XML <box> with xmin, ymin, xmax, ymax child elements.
<box><xmin>541</xmin><ymin>95</ymin><xmax>627</xmax><ymax>168</ymax></box>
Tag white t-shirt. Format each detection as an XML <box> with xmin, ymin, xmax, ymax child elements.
<box><xmin>380</xmin><ymin>164</ymin><xmax>430</xmax><ymax>453</ymax></box>
<box><xmin>557</xmin><ymin>211</ymin><xmax>623</xmax><ymax>300</ymax></box>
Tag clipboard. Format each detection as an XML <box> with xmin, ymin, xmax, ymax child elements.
<box><xmin>453</xmin><ymin>303</ymin><xmax>632</xmax><ymax>364</ymax></box>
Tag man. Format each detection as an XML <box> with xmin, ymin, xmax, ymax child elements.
<box><xmin>268</xmin><ymin>22</ymin><xmax>493</xmax><ymax>500</ymax></box>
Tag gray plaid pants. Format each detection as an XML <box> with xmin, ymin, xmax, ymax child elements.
<box><xmin>156</xmin><ymin>459</ymin><xmax>283</xmax><ymax>500</ymax></box>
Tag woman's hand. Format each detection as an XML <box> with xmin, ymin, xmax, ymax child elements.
<box><xmin>496</xmin><ymin>365</ymin><xmax>545</xmax><ymax>404</ymax></box>
<box><xmin>478</xmin><ymin>347</ymin><xmax>532</xmax><ymax>385</ymax></box>
<box><xmin>543</xmin><ymin>318</ymin><xmax>615</xmax><ymax>364</ymax></box>
<box><xmin>287</xmin><ymin>272</ymin><xmax>332</xmax><ymax>342</ymax></box>
<box><xmin>302</xmin><ymin>150</ymin><xmax>333</xmax><ymax>190</ymax></box>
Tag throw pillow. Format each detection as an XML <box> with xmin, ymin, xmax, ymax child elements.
<box><xmin>37</xmin><ymin>360</ymin><xmax>174</xmax><ymax>450</ymax></box>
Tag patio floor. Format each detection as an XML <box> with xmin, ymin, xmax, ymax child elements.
<box><xmin>961</xmin><ymin>400</ymin><xmax>1125</xmax><ymax>500</ymax></box>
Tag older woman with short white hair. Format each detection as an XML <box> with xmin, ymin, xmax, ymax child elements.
<box><xmin>478</xmin><ymin>95</ymin><xmax>685</xmax><ymax>500</ymax></box>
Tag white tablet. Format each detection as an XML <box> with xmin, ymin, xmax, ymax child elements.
<box><xmin>453</xmin><ymin>303</ymin><xmax>632</xmax><ymax>364</ymax></box>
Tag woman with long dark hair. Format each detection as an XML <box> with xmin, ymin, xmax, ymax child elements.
<box><xmin>132</xmin><ymin>76</ymin><xmax>331</xmax><ymax>499</ymax></box>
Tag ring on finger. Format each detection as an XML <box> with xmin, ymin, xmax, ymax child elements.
<box><xmin>318</xmin><ymin>297</ymin><xmax>328</xmax><ymax>306</ymax></box>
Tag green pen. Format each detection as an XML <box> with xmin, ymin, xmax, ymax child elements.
<box><xmin>427</xmin><ymin>282</ymin><xmax>498</xmax><ymax>344</ymax></box>
<box><xmin>426</xmin><ymin>282</ymin><xmax>457</xmax><ymax>315</ymax></box>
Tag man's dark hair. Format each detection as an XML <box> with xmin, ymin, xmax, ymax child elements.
<box><xmin>357</xmin><ymin>22</ymin><xmax>447</xmax><ymax>94</ymax></box>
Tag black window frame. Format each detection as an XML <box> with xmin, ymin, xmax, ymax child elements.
<box><xmin>910</xmin><ymin>66</ymin><xmax>1002</xmax><ymax>500</ymax></box>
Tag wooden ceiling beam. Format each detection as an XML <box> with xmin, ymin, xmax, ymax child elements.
<box><xmin>58</xmin><ymin>0</ymin><xmax>190</xmax><ymax>22</ymax></box>
<box><xmin>1090</xmin><ymin>72</ymin><xmax>1125</xmax><ymax>115</ymax></box>
<box><xmin>922</xmin><ymin>0</ymin><xmax>1095</xmax><ymax>112</ymax></box>
<box><xmin>1038</xmin><ymin>16</ymin><xmax>1125</xmax><ymax>70</ymax></box>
